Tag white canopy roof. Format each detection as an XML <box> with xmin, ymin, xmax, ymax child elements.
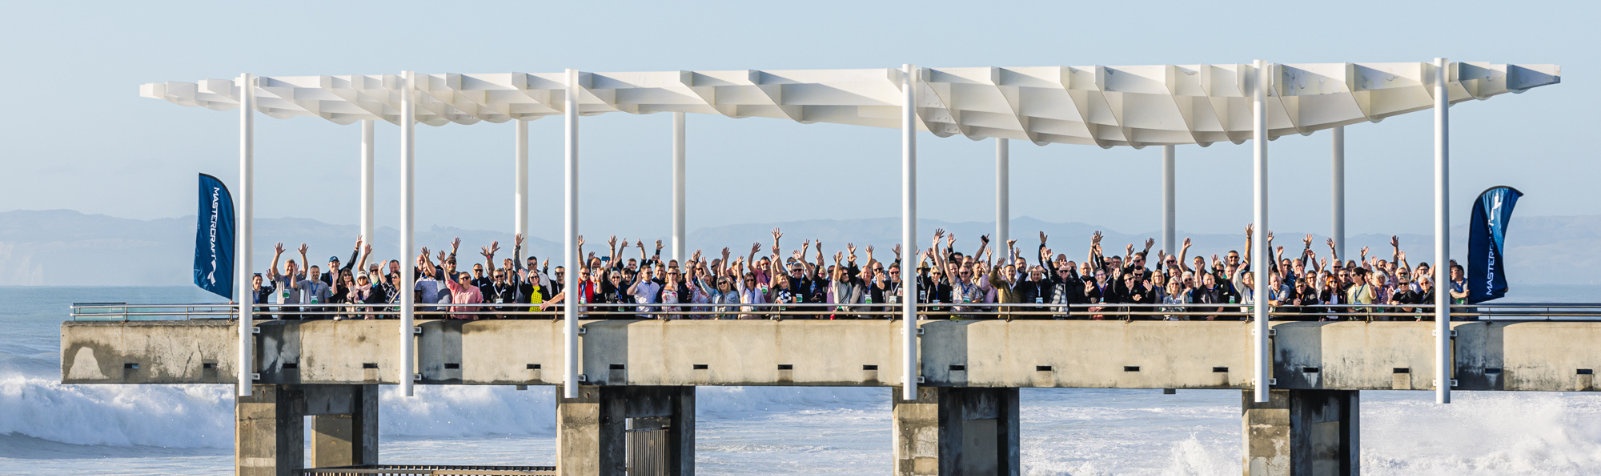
<box><xmin>141</xmin><ymin>62</ymin><xmax>1559</xmax><ymax>148</ymax></box>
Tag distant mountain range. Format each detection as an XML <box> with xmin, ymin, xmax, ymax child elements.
<box><xmin>0</xmin><ymin>209</ymin><xmax>1595</xmax><ymax>286</ymax></box>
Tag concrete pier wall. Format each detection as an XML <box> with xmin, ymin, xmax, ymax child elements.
<box><xmin>64</xmin><ymin>320</ymin><xmax>1601</xmax><ymax>392</ymax></box>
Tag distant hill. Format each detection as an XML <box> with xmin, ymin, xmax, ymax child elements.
<box><xmin>0</xmin><ymin>210</ymin><xmax>1594</xmax><ymax>286</ymax></box>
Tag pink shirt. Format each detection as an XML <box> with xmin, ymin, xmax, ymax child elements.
<box><xmin>445</xmin><ymin>280</ymin><xmax>483</xmax><ymax>319</ymax></box>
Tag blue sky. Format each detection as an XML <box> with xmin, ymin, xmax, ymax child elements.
<box><xmin>0</xmin><ymin>0</ymin><xmax>1591</xmax><ymax>241</ymax></box>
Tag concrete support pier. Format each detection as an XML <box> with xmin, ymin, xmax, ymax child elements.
<box><xmin>558</xmin><ymin>386</ymin><xmax>696</xmax><ymax>476</ymax></box>
<box><xmin>236</xmin><ymin>384</ymin><xmax>379</xmax><ymax>476</ymax></box>
<box><xmin>309</xmin><ymin>385</ymin><xmax>380</xmax><ymax>468</ymax></box>
<box><xmin>1242</xmin><ymin>390</ymin><xmax>1359</xmax><ymax>476</ymax></box>
<box><xmin>892</xmin><ymin>387</ymin><xmax>1020</xmax><ymax>476</ymax></box>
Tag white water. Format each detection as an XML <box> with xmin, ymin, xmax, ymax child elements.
<box><xmin>4</xmin><ymin>286</ymin><xmax>1601</xmax><ymax>475</ymax></box>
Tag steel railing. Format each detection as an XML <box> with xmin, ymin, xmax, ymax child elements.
<box><xmin>299</xmin><ymin>465</ymin><xmax>554</xmax><ymax>476</ymax></box>
<box><xmin>67</xmin><ymin>301</ymin><xmax>1601</xmax><ymax>322</ymax></box>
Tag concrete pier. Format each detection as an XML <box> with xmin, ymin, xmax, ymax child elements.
<box><xmin>892</xmin><ymin>387</ymin><xmax>1020</xmax><ymax>476</ymax></box>
<box><xmin>558</xmin><ymin>386</ymin><xmax>695</xmax><ymax>476</ymax></box>
<box><xmin>236</xmin><ymin>384</ymin><xmax>378</xmax><ymax>476</ymax></box>
<box><xmin>61</xmin><ymin>319</ymin><xmax>1601</xmax><ymax>475</ymax></box>
<box><xmin>1242</xmin><ymin>390</ymin><xmax>1359</xmax><ymax>476</ymax></box>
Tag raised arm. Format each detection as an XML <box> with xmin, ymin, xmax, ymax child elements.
<box><xmin>297</xmin><ymin>243</ymin><xmax>309</xmax><ymax>278</ymax></box>
<box><xmin>1243</xmin><ymin>224</ymin><xmax>1254</xmax><ymax>266</ymax></box>
<box><xmin>269</xmin><ymin>242</ymin><xmax>285</xmax><ymax>279</ymax></box>
<box><xmin>1177</xmin><ymin>237</ymin><xmax>1192</xmax><ymax>273</ymax></box>
<box><xmin>357</xmin><ymin>243</ymin><xmax>371</xmax><ymax>273</ymax></box>
<box><xmin>344</xmin><ymin>236</ymin><xmax>362</xmax><ymax>272</ymax></box>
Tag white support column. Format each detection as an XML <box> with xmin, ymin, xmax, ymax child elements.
<box><xmin>515</xmin><ymin>119</ymin><xmax>529</xmax><ymax>242</ymax></box>
<box><xmin>995</xmin><ymin>138</ymin><xmax>1008</xmax><ymax>247</ymax></box>
<box><xmin>1251</xmin><ymin>60</ymin><xmax>1271</xmax><ymax>404</ymax></box>
<box><xmin>672</xmin><ymin>112</ymin><xmax>686</xmax><ymax>262</ymax></box>
<box><xmin>236</xmin><ymin>73</ymin><xmax>255</xmax><ymax>398</ymax></box>
<box><xmin>901</xmin><ymin>64</ymin><xmax>919</xmax><ymax>399</ymax></box>
<box><xmin>1332</xmin><ymin>126</ymin><xmax>1345</xmax><ymax>262</ymax></box>
<box><xmin>1433</xmin><ymin>58</ymin><xmax>1453</xmax><ymax>404</ymax></box>
<box><xmin>360</xmin><ymin>120</ymin><xmax>375</xmax><ymax>244</ymax></box>
<box><xmin>1161</xmin><ymin>145</ymin><xmax>1176</xmax><ymax>257</ymax></box>
<box><xmin>563</xmin><ymin>69</ymin><xmax>581</xmax><ymax>399</ymax></box>
<box><xmin>399</xmin><ymin>71</ymin><xmax>416</xmax><ymax>397</ymax></box>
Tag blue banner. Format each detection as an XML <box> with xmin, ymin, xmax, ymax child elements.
<box><xmin>194</xmin><ymin>174</ymin><xmax>235</xmax><ymax>300</ymax></box>
<box><xmin>1467</xmin><ymin>186</ymin><xmax>1522</xmax><ymax>304</ymax></box>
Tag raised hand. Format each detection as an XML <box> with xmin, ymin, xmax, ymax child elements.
<box><xmin>542</xmin><ymin>258</ymin><xmax>551</xmax><ymax>269</ymax></box>
<box><xmin>607</xmin><ymin>235</ymin><xmax>617</xmax><ymax>248</ymax></box>
<box><xmin>274</xmin><ymin>242</ymin><xmax>285</xmax><ymax>255</ymax></box>
<box><xmin>1144</xmin><ymin>238</ymin><xmax>1155</xmax><ymax>250</ymax></box>
<box><xmin>480</xmin><ymin>246</ymin><xmax>493</xmax><ymax>258</ymax></box>
<box><xmin>802</xmin><ymin>238</ymin><xmax>811</xmax><ymax>249</ymax></box>
<box><xmin>1124</xmin><ymin>243</ymin><xmax>1134</xmax><ymax>255</ymax></box>
<box><xmin>1266</xmin><ymin>231</ymin><xmax>1274</xmax><ymax>243</ymax></box>
<box><xmin>833</xmin><ymin>251</ymin><xmax>844</xmax><ymax>263</ymax></box>
<box><xmin>420</xmin><ymin>246</ymin><xmax>430</xmax><ymax>258</ymax></box>
<box><xmin>577</xmin><ymin>235</ymin><xmax>585</xmax><ymax>247</ymax></box>
<box><xmin>298</xmin><ymin>243</ymin><xmax>309</xmax><ymax>255</ymax></box>
<box><xmin>450</xmin><ymin>237</ymin><xmax>461</xmax><ymax>251</ymax></box>
<box><xmin>1245</xmin><ymin>224</ymin><xmax>1254</xmax><ymax>236</ymax></box>
<box><xmin>1398</xmin><ymin>251</ymin><xmax>1407</xmax><ymax>261</ymax></box>
<box><xmin>981</xmin><ymin>234</ymin><xmax>991</xmax><ymax>244</ymax></box>
<box><xmin>772</xmin><ymin>227</ymin><xmax>783</xmax><ymax>241</ymax></box>
<box><xmin>1092</xmin><ymin>230</ymin><xmax>1103</xmax><ymax>244</ymax></box>
<box><xmin>1007</xmin><ymin>239</ymin><xmax>1018</xmax><ymax>251</ymax></box>
<box><xmin>436</xmin><ymin>250</ymin><xmax>447</xmax><ymax>263</ymax></box>
<box><xmin>947</xmin><ymin>234</ymin><xmax>957</xmax><ymax>247</ymax></box>
<box><xmin>846</xmin><ymin>243</ymin><xmax>856</xmax><ymax>254</ymax></box>
<box><xmin>636</xmin><ymin>240</ymin><xmax>644</xmax><ymax>249</ymax></box>
<box><xmin>1303</xmin><ymin>234</ymin><xmax>1313</xmax><ymax>247</ymax></box>
<box><xmin>1360</xmin><ymin>246</ymin><xmax>1370</xmax><ymax>257</ymax></box>
<box><xmin>933</xmin><ymin>228</ymin><xmax>946</xmax><ymax>239</ymax></box>
<box><xmin>1040</xmin><ymin>231</ymin><xmax>1048</xmax><ymax>244</ymax></box>
<box><xmin>892</xmin><ymin>243</ymin><xmax>902</xmax><ymax>256</ymax></box>
<box><xmin>1326</xmin><ymin>237</ymin><xmax>1336</xmax><ymax>250</ymax></box>
<box><xmin>490</xmin><ymin>241</ymin><xmax>501</xmax><ymax>255</ymax></box>
<box><xmin>363</xmin><ymin>244</ymin><xmax>372</xmax><ymax>255</ymax></box>
<box><xmin>721</xmin><ymin>247</ymin><xmax>731</xmax><ymax>258</ymax></box>
<box><xmin>751</xmin><ymin>243</ymin><xmax>761</xmax><ymax>254</ymax></box>
<box><xmin>655</xmin><ymin>239</ymin><xmax>663</xmax><ymax>251</ymax></box>
<box><xmin>354</xmin><ymin>235</ymin><xmax>364</xmax><ymax>249</ymax></box>
<box><xmin>515</xmin><ymin>233</ymin><xmax>525</xmax><ymax>248</ymax></box>
<box><xmin>1390</xmin><ymin>235</ymin><xmax>1400</xmax><ymax>248</ymax></box>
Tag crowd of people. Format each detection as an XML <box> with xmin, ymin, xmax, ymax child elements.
<box><xmin>246</xmin><ymin>225</ymin><xmax>1473</xmax><ymax>322</ymax></box>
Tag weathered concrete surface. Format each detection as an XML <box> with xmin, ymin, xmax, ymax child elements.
<box><xmin>557</xmin><ymin>385</ymin><xmax>694</xmax><ymax>476</ymax></box>
<box><xmin>61</xmin><ymin>320</ymin><xmax>237</xmax><ymax>384</ymax></box>
<box><xmin>236</xmin><ymin>384</ymin><xmax>305</xmax><ymax>476</ymax></box>
<box><xmin>892</xmin><ymin>387</ymin><xmax>1020</xmax><ymax>476</ymax></box>
<box><xmin>581</xmin><ymin>319</ymin><xmax>905</xmax><ymax>387</ymax></box>
<box><xmin>308</xmin><ymin>385</ymin><xmax>379</xmax><ymax>468</ymax></box>
<box><xmin>62</xmin><ymin>320</ymin><xmax>1601</xmax><ymax>391</ymax></box>
<box><xmin>922</xmin><ymin>320</ymin><xmax>1252</xmax><ymax>389</ymax></box>
<box><xmin>1242</xmin><ymin>390</ymin><xmax>1358</xmax><ymax>476</ymax></box>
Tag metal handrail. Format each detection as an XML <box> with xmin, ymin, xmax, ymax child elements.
<box><xmin>299</xmin><ymin>465</ymin><xmax>554</xmax><ymax>476</ymax></box>
<box><xmin>68</xmin><ymin>301</ymin><xmax>1601</xmax><ymax>321</ymax></box>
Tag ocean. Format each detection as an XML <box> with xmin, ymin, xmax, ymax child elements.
<box><xmin>4</xmin><ymin>286</ymin><xmax>1601</xmax><ymax>475</ymax></box>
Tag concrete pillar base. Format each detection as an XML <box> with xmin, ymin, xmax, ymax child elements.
<box><xmin>236</xmin><ymin>384</ymin><xmax>305</xmax><ymax>476</ymax></box>
<box><xmin>309</xmin><ymin>384</ymin><xmax>380</xmax><ymax>468</ymax></box>
<box><xmin>558</xmin><ymin>386</ymin><xmax>695</xmax><ymax>476</ymax></box>
<box><xmin>892</xmin><ymin>387</ymin><xmax>1020</xmax><ymax>476</ymax></box>
<box><xmin>1242</xmin><ymin>389</ymin><xmax>1359</xmax><ymax>476</ymax></box>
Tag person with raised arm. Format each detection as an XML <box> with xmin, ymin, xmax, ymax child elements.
<box><xmin>267</xmin><ymin>243</ymin><xmax>309</xmax><ymax>320</ymax></box>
